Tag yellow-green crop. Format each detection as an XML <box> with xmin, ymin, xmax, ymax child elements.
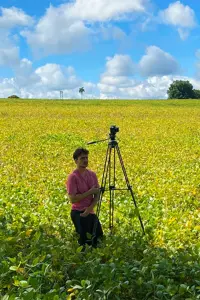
<box><xmin>0</xmin><ymin>99</ymin><xmax>199</xmax><ymax>299</ymax></box>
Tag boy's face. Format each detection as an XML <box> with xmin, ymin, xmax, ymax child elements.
<box><xmin>75</xmin><ymin>153</ymin><xmax>88</xmax><ymax>169</ymax></box>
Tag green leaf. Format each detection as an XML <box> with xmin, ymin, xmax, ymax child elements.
<box><xmin>19</xmin><ymin>280</ymin><xmax>29</xmax><ymax>288</ymax></box>
<box><xmin>81</xmin><ymin>280</ymin><xmax>86</xmax><ymax>287</ymax></box>
<box><xmin>14</xmin><ymin>279</ymin><xmax>20</xmax><ymax>286</ymax></box>
<box><xmin>179</xmin><ymin>284</ymin><xmax>188</xmax><ymax>295</ymax></box>
<box><xmin>9</xmin><ymin>266</ymin><xmax>18</xmax><ymax>271</ymax></box>
<box><xmin>1</xmin><ymin>296</ymin><xmax>9</xmax><ymax>300</ymax></box>
<box><xmin>8</xmin><ymin>257</ymin><xmax>16</xmax><ymax>263</ymax></box>
<box><xmin>73</xmin><ymin>285</ymin><xmax>83</xmax><ymax>290</ymax></box>
<box><xmin>76</xmin><ymin>246</ymin><xmax>83</xmax><ymax>253</ymax></box>
<box><xmin>86</xmin><ymin>232</ymin><xmax>92</xmax><ymax>239</ymax></box>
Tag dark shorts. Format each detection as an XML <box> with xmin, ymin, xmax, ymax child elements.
<box><xmin>71</xmin><ymin>210</ymin><xmax>103</xmax><ymax>246</ymax></box>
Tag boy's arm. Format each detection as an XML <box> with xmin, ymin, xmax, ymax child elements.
<box><xmin>80</xmin><ymin>173</ymin><xmax>100</xmax><ymax>217</ymax></box>
<box><xmin>80</xmin><ymin>190</ymin><xmax>100</xmax><ymax>217</ymax></box>
<box><xmin>68</xmin><ymin>187</ymin><xmax>99</xmax><ymax>203</ymax></box>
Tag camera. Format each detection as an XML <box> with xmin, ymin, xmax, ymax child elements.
<box><xmin>110</xmin><ymin>125</ymin><xmax>119</xmax><ymax>135</ymax></box>
<box><xmin>109</xmin><ymin>125</ymin><xmax>119</xmax><ymax>141</ymax></box>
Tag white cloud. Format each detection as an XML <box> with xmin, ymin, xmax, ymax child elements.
<box><xmin>0</xmin><ymin>7</ymin><xmax>33</xmax><ymax>68</ymax></box>
<box><xmin>14</xmin><ymin>59</ymin><xmax>40</xmax><ymax>87</ymax></box>
<box><xmin>103</xmin><ymin>54</ymin><xmax>136</xmax><ymax>77</ymax></box>
<box><xmin>98</xmin><ymin>52</ymin><xmax>195</xmax><ymax>99</ymax></box>
<box><xmin>159</xmin><ymin>1</ymin><xmax>196</xmax><ymax>40</ymax></box>
<box><xmin>0</xmin><ymin>46</ymin><xmax>19</xmax><ymax>67</ymax></box>
<box><xmin>98</xmin><ymin>76</ymin><xmax>168</xmax><ymax>99</ymax></box>
<box><xmin>159</xmin><ymin>1</ymin><xmax>196</xmax><ymax>28</ymax></box>
<box><xmin>1</xmin><ymin>65</ymin><xmax>200</xmax><ymax>100</ymax></box>
<box><xmin>67</xmin><ymin>0</ymin><xmax>147</xmax><ymax>22</ymax></box>
<box><xmin>139</xmin><ymin>46</ymin><xmax>180</xmax><ymax>77</ymax></box>
<box><xmin>99</xmin><ymin>54</ymin><xmax>137</xmax><ymax>94</ymax></box>
<box><xmin>81</xmin><ymin>82</ymin><xmax>99</xmax><ymax>99</ymax></box>
<box><xmin>0</xmin><ymin>78</ymin><xmax>18</xmax><ymax>98</ymax></box>
<box><xmin>21</xmin><ymin>5</ymin><xmax>92</xmax><ymax>56</ymax></box>
<box><xmin>190</xmin><ymin>77</ymin><xmax>200</xmax><ymax>90</ymax></box>
<box><xmin>0</xmin><ymin>61</ymin><xmax>85</xmax><ymax>99</ymax></box>
<box><xmin>100</xmin><ymin>25</ymin><xmax>128</xmax><ymax>41</ymax></box>
<box><xmin>21</xmin><ymin>0</ymin><xmax>148</xmax><ymax>56</ymax></box>
<box><xmin>0</xmin><ymin>38</ymin><xmax>199</xmax><ymax>100</ymax></box>
<box><xmin>0</xmin><ymin>7</ymin><xmax>34</xmax><ymax>29</ymax></box>
<box><xmin>99</xmin><ymin>75</ymin><xmax>200</xmax><ymax>100</ymax></box>
<box><xmin>100</xmin><ymin>76</ymin><xmax>138</xmax><ymax>88</ymax></box>
<box><xmin>0</xmin><ymin>30</ymin><xmax>20</xmax><ymax>68</ymax></box>
<box><xmin>35</xmin><ymin>64</ymin><xmax>81</xmax><ymax>90</ymax></box>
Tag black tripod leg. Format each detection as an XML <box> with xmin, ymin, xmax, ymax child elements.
<box><xmin>116</xmin><ymin>144</ymin><xmax>145</xmax><ymax>235</ymax></box>
<box><xmin>109</xmin><ymin>146</ymin><xmax>115</xmax><ymax>232</ymax></box>
<box><xmin>96</xmin><ymin>144</ymin><xmax>111</xmax><ymax>217</ymax></box>
<box><xmin>109</xmin><ymin>147</ymin><xmax>112</xmax><ymax>231</ymax></box>
<box><xmin>92</xmin><ymin>144</ymin><xmax>111</xmax><ymax>242</ymax></box>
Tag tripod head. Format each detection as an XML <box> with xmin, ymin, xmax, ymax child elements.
<box><xmin>87</xmin><ymin>125</ymin><xmax>119</xmax><ymax>145</ymax></box>
<box><xmin>109</xmin><ymin>125</ymin><xmax>119</xmax><ymax>141</ymax></box>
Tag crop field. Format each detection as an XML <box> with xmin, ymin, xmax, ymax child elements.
<box><xmin>0</xmin><ymin>99</ymin><xmax>200</xmax><ymax>299</ymax></box>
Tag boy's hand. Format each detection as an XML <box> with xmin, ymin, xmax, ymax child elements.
<box><xmin>80</xmin><ymin>207</ymin><xmax>92</xmax><ymax>217</ymax></box>
<box><xmin>89</xmin><ymin>186</ymin><xmax>99</xmax><ymax>195</ymax></box>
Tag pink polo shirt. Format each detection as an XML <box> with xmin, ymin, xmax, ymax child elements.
<box><xmin>66</xmin><ymin>169</ymin><xmax>99</xmax><ymax>212</ymax></box>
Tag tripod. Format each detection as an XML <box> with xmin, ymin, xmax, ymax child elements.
<box><xmin>88</xmin><ymin>126</ymin><xmax>145</xmax><ymax>241</ymax></box>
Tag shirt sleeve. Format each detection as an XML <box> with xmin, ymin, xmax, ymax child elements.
<box><xmin>66</xmin><ymin>174</ymin><xmax>78</xmax><ymax>195</ymax></box>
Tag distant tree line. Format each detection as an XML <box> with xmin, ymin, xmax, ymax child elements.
<box><xmin>167</xmin><ymin>80</ymin><xmax>200</xmax><ymax>99</ymax></box>
<box><xmin>8</xmin><ymin>95</ymin><xmax>20</xmax><ymax>99</ymax></box>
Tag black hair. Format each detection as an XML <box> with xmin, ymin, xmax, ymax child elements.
<box><xmin>73</xmin><ymin>148</ymin><xmax>89</xmax><ymax>160</ymax></box>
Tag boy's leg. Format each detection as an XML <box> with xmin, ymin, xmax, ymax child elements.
<box><xmin>71</xmin><ymin>210</ymin><xmax>86</xmax><ymax>245</ymax></box>
<box><xmin>80</xmin><ymin>214</ymin><xmax>103</xmax><ymax>246</ymax></box>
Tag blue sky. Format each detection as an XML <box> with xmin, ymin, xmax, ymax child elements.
<box><xmin>0</xmin><ymin>0</ymin><xmax>200</xmax><ymax>99</ymax></box>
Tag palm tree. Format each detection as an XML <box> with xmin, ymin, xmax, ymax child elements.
<box><xmin>79</xmin><ymin>87</ymin><xmax>85</xmax><ymax>99</ymax></box>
